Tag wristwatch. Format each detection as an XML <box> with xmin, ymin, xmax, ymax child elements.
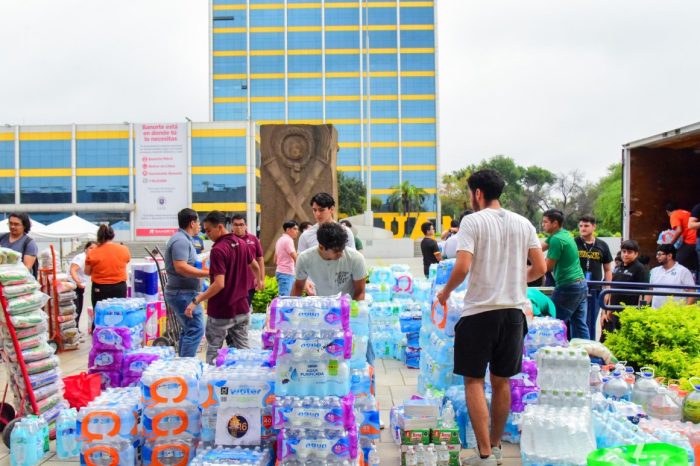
<box><xmin>191</xmin><ymin>297</ymin><xmax>198</xmax><ymax>305</ymax></box>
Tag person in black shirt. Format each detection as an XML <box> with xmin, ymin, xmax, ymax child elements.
<box><xmin>420</xmin><ymin>221</ymin><xmax>442</xmax><ymax>277</ymax></box>
<box><xmin>575</xmin><ymin>215</ymin><xmax>613</xmax><ymax>340</ymax></box>
<box><xmin>602</xmin><ymin>240</ymin><xmax>648</xmax><ymax>342</ymax></box>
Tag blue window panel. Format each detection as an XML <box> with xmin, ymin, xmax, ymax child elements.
<box><xmin>213</xmin><ymin>33</ymin><xmax>247</xmax><ymax>51</ymax></box>
<box><xmin>401</xmin><ymin>123</ymin><xmax>436</xmax><ymax>142</ymax></box>
<box><xmin>212</xmin><ymin>17</ymin><xmax>236</xmax><ymax>28</ymax></box>
<box><xmin>338</xmin><ymin>148</ymin><xmax>361</xmax><ymax>167</ymax></box>
<box><xmin>401</xmin><ymin>53</ymin><xmax>434</xmax><ymax>71</ymax></box>
<box><xmin>325</xmin><ymin>31</ymin><xmax>359</xmax><ymax>49</ymax></box>
<box><xmin>251</xmin><ymin>102</ymin><xmax>284</xmax><ymax>121</ymax></box>
<box><xmin>250</xmin><ymin>9</ymin><xmax>283</xmax><ymax>27</ymax></box>
<box><xmin>369</xmin><ymin>100</ymin><xmax>398</xmax><ymax>118</ymax></box>
<box><xmin>288</xmin><ymin>31</ymin><xmax>322</xmax><ymax>49</ymax></box>
<box><xmin>402</xmin><ymin>147</ymin><xmax>435</xmax><ymax>165</ymax></box>
<box><xmin>81</xmin><ymin>211</ymin><xmax>130</xmax><ymax>227</ymax></box>
<box><xmin>250</xmin><ymin>55</ymin><xmax>284</xmax><ymax>73</ymax></box>
<box><xmin>250</xmin><ymin>78</ymin><xmax>284</xmax><ymax>96</ymax></box>
<box><xmin>369</xmin><ymin>53</ymin><xmax>397</xmax><ymax>72</ymax></box>
<box><xmin>400</xmin><ymin>30</ymin><xmax>434</xmax><ymax>48</ymax></box>
<box><xmin>0</xmin><ymin>178</ymin><xmax>14</xmax><ymax>204</ymax></box>
<box><xmin>402</xmin><ymin>170</ymin><xmax>436</xmax><ymax>189</ymax></box>
<box><xmin>341</xmin><ymin>170</ymin><xmax>362</xmax><ymax>181</ymax></box>
<box><xmin>250</xmin><ymin>32</ymin><xmax>284</xmax><ymax>50</ymax></box>
<box><xmin>251</xmin><ymin>0</ymin><xmax>280</xmax><ymax>4</ymax></box>
<box><xmin>192</xmin><ymin>137</ymin><xmax>247</xmax><ymax>166</ymax></box>
<box><xmin>370</xmin><ymin>147</ymin><xmax>398</xmax><ymax>166</ymax></box>
<box><xmin>370</xmin><ymin>76</ymin><xmax>398</xmax><ymax>94</ymax></box>
<box><xmin>288</xmin><ymin>55</ymin><xmax>322</xmax><ymax>73</ymax></box>
<box><xmin>288</xmin><ymin>78</ymin><xmax>322</xmax><ymax>96</ymax></box>
<box><xmin>372</xmin><ymin>171</ymin><xmax>399</xmax><ymax>189</ymax></box>
<box><xmin>288</xmin><ymin>8</ymin><xmax>321</xmax><ymax>26</ymax></box>
<box><xmin>20</xmin><ymin>177</ymin><xmax>70</xmax><ymax>203</ymax></box>
<box><xmin>77</xmin><ymin>139</ymin><xmax>129</xmax><ymax>168</ymax></box>
<box><xmin>370</xmin><ymin>123</ymin><xmax>398</xmax><ymax>142</ymax></box>
<box><xmin>214</xmin><ymin>0</ymin><xmax>245</xmax><ymax>5</ymax></box>
<box><xmin>368</xmin><ymin>7</ymin><xmax>396</xmax><ymax>25</ymax></box>
<box><xmin>368</xmin><ymin>31</ymin><xmax>396</xmax><ymax>48</ymax></box>
<box><xmin>20</xmin><ymin>141</ymin><xmax>70</xmax><ymax>168</ymax></box>
<box><xmin>401</xmin><ymin>100</ymin><xmax>435</xmax><ymax>118</ymax></box>
<box><xmin>400</xmin><ymin>7</ymin><xmax>434</xmax><ymax>25</ymax></box>
<box><xmin>327</xmin><ymin>101</ymin><xmax>361</xmax><ymax>119</ymax></box>
<box><xmin>325</xmin><ymin>7</ymin><xmax>358</xmax><ymax>26</ymax></box>
<box><xmin>214</xmin><ymin>103</ymin><xmax>248</xmax><ymax>121</ymax></box>
<box><xmin>417</xmin><ymin>194</ymin><xmax>437</xmax><ymax>211</ymax></box>
<box><xmin>192</xmin><ymin>174</ymin><xmax>247</xmax><ymax>203</ymax></box>
<box><xmin>333</xmin><ymin>124</ymin><xmax>361</xmax><ymax>141</ymax></box>
<box><xmin>326</xmin><ymin>78</ymin><xmax>360</xmax><ymax>96</ymax></box>
<box><xmin>77</xmin><ymin>176</ymin><xmax>129</xmax><ymax>203</ymax></box>
<box><xmin>401</xmin><ymin>76</ymin><xmax>435</xmax><ymax>94</ymax></box>
<box><xmin>214</xmin><ymin>56</ymin><xmax>247</xmax><ymax>74</ymax></box>
<box><xmin>214</xmin><ymin>80</ymin><xmax>248</xmax><ymax>98</ymax></box>
<box><xmin>326</xmin><ymin>54</ymin><xmax>360</xmax><ymax>72</ymax></box>
<box><xmin>289</xmin><ymin>102</ymin><xmax>323</xmax><ymax>120</ymax></box>
<box><xmin>27</xmin><ymin>212</ymin><xmax>70</xmax><ymax>224</ymax></box>
<box><xmin>0</xmin><ymin>141</ymin><xmax>14</xmax><ymax>169</ymax></box>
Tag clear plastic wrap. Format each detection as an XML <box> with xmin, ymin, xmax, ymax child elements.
<box><xmin>0</xmin><ymin>264</ymin><xmax>32</xmax><ymax>285</ymax></box>
<box><xmin>6</xmin><ymin>291</ymin><xmax>50</xmax><ymax>315</ymax></box>
<box><xmin>2</xmin><ymin>280</ymin><xmax>40</xmax><ymax>298</ymax></box>
<box><xmin>0</xmin><ymin>246</ymin><xmax>22</xmax><ymax>264</ymax></box>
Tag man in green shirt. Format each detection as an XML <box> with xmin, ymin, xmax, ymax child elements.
<box><xmin>541</xmin><ymin>209</ymin><xmax>589</xmax><ymax>339</ymax></box>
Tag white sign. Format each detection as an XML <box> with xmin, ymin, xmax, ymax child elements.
<box><xmin>134</xmin><ymin>123</ymin><xmax>188</xmax><ymax>238</ymax></box>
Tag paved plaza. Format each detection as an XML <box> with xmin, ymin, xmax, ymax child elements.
<box><xmin>0</xmin><ymin>258</ymin><xmax>523</xmax><ymax>465</ymax></box>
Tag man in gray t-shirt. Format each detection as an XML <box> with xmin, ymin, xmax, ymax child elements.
<box><xmin>163</xmin><ymin>209</ymin><xmax>209</xmax><ymax>357</ymax></box>
<box><xmin>0</xmin><ymin>213</ymin><xmax>39</xmax><ymax>275</ymax></box>
<box><xmin>292</xmin><ymin>222</ymin><xmax>367</xmax><ymax>299</ymax></box>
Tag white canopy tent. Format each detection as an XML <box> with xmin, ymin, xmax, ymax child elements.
<box><xmin>33</xmin><ymin>215</ymin><xmax>99</xmax><ymax>263</ymax></box>
<box><xmin>0</xmin><ymin>218</ymin><xmax>47</xmax><ymax>235</ymax></box>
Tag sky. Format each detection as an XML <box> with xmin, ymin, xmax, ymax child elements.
<box><xmin>1</xmin><ymin>0</ymin><xmax>699</xmax><ymax>182</ymax></box>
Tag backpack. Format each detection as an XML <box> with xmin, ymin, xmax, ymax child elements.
<box><xmin>0</xmin><ymin>233</ymin><xmax>39</xmax><ymax>278</ymax></box>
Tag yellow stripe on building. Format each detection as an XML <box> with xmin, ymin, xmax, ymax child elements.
<box><xmin>400</xmin><ymin>1</ymin><xmax>434</xmax><ymax>6</ymax></box>
<box><xmin>326</xmin><ymin>2</ymin><xmax>360</xmax><ymax>8</ymax></box>
<box><xmin>401</xmin><ymin>71</ymin><xmax>435</xmax><ymax>77</ymax></box>
<box><xmin>401</xmin><ymin>94</ymin><xmax>435</xmax><ymax>100</ymax></box>
<box><xmin>339</xmin><ymin>142</ymin><xmax>362</xmax><ymax>149</ymax></box>
<box><xmin>288</xmin><ymin>49</ymin><xmax>322</xmax><ymax>55</ymax></box>
<box><xmin>250</xmin><ymin>50</ymin><xmax>285</xmax><ymax>56</ymax></box>
<box><xmin>192</xmin><ymin>202</ymin><xmax>248</xmax><ymax>212</ymax></box>
<box><xmin>370</xmin><ymin>118</ymin><xmax>399</xmax><ymax>124</ymax></box>
<box><xmin>326</xmin><ymin>72</ymin><xmax>360</xmax><ymax>78</ymax></box>
<box><xmin>288</xmin><ymin>119</ymin><xmax>324</xmax><ymax>125</ymax></box>
<box><xmin>213</xmin><ymin>51</ymin><xmax>247</xmax><ymax>57</ymax></box>
<box><xmin>402</xmin><ymin>141</ymin><xmax>436</xmax><ymax>147</ymax></box>
<box><xmin>256</xmin><ymin>120</ymin><xmax>286</xmax><ymax>125</ymax></box>
<box><xmin>326</xmin><ymin>95</ymin><xmax>361</xmax><ymax>102</ymax></box>
<box><xmin>250</xmin><ymin>27</ymin><xmax>285</xmax><ymax>33</ymax></box>
<box><xmin>213</xmin><ymin>27</ymin><xmax>247</xmax><ymax>34</ymax></box>
<box><xmin>192</xmin><ymin>166</ymin><xmax>247</xmax><ymax>175</ymax></box>
<box><xmin>19</xmin><ymin>132</ymin><xmax>71</xmax><ymax>141</ymax></box>
<box><xmin>0</xmin><ymin>133</ymin><xmax>13</xmax><ymax>142</ymax></box>
<box><xmin>20</xmin><ymin>168</ymin><xmax>71</xmax><ymax>177</ymax></box>
<box><xmin>371</xmin><ymin>142</ymin><xmax>399</xmax><ymax>148</ymax></box>
<box><xmin>192</xmin><ymin>128</ymin><xmax>246</xmax><ymax>138</ymax></box>
<box><xmin>370</xmin><ymin>95</ymin><xmax>398</xmax><ymax>101</ymax></box>
<box><xmin>289</xmin><ymin>72</ymin><xmax>322</xmax><ymax>78</ymax></box>
<box><xmin>400</xmin><ymin>25</ymin><xmax>434</xmax><ymax>31</ymax></box>
<box><xmin>337</xmin><ymin>165</ymin><xmax>361</xmax><ymax>172</ymax></box>
<box><xmin>368</xmin><ymin>71</ymin><xmax>398</xmax><ymax>78</ymax></box>
<box><xmin>251</xmin><ymin>73</ymin><xmax>285</xmax><ymax>79</ymax></box>
<box><xmin>326</xmin><ymin>48</ymin><xmax>361</xmax><ymax>55</ymax></box>
<box><xmin>213</xmin><ymin>73</ymin><xmax>247</xmax><ymax>80</ymax></box>
<box><xmin>365</xmin><ymin>1</ymin><xmax>396</xmax><ymax>7</ymax></box>
<box><xmin>251</xmin><ymin>96</ymin><xmax>285</xmax><ymax>103</ymax></box>
<box><xmin>76</xmin><ymin>167</ymin><xmax>130</xmax><ymax>176</ymax></box>
<box><xmin>400</xmin><ymin>48</ymin><xmax>435</xmax><ymax>54</ymax></box>
<box><xmin>214</xmin><ymin>97</ymin><xmax>247</xmax><ymax>103</ymax></box>
<box><xmin>288</xmin><ymin>2</ymin><xmax>322</xmax><ymax>8</ymax></box>
<box><xmin>76</xmin><ymin>131</ymin><xmax>129</xmax><ymax>140</ymax></box>
<box><xmin>365</xmin><ymin>25</ymin><xmax>396</xmax><ymax>32</ymax></box>
<box><xmin>288</xmin><ymin>26</ymin><xmax>322</xmax><ymax>33</ymax></box>
<box><xmin>325</xmin><ymin>25</ymin><xmax>360</xmax><ymax>32</ymax></box>
<box><xmin>250</xmin><ymin>3</ymin><xmax>284</xmax><ymax>9</ymax></box>
<box><xmin>255</xmin><ymin>169</ymin><xmax>261</xmax><ymax>178</ymax></box>
<box><xmin>403</xmin><ymin>118</ymin><xmax>436</xmax><ymax>124</ymax></box>
<box><xmin>403</xmin><ymin>164</ymin><xmax>437</xmax><ymax>170</ymax></box>
<box><xmin>213</xmin><ymin>4</ymin><xmax>246</xmax><ymax>10</ymax></box>
<box><xmin>372</xmin><ymin>187</ymin><xmax>437</xmax><ymax>195</ymax></box>
<box><xmin>0</xmin><ymin>169</ymin><xmax>14</xmax><ymax>178</ymax></box>
<box><xmin>288</xmin><ymin>96</ymin><xmax>323</xmax><ymax>102</ymax></box>
<box><xmin>327</xmin><ymin>118</ymin><xmax>362</xmax><ymax>124</ymax></box>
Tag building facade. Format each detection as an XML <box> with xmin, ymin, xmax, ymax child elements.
<box><xmin>210</xmin><ymin>0</ymin><xmax>440</xmax><ymax>229</ymax></box>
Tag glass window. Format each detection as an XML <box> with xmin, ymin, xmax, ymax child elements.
<box><xmin>400</xmin><ymin>53</ymin><xmax>434</xmax><ymax>71</ymax></box>
<box><xmin>400</xmin><ymin>30</ymin><xmax>434</xmax><ymax>48</ymax></box>
<box><xmin>402</xmin><ymin>170</ymin><xmax>436</xmax><ymax>189</ymax></box>
<box><xmin>192</xmin><ymin>174</ymin><xmax>247</xmax><ymax>203</ymax></box>
<box><xmin>192</xmin><ymin>136</ymin><xmax>247</xmax><ymax>166</ymax></box>
<box><xmin>333</xmin><ymin>124</ymin><xmax>361</xmax><ymax>141</ymax></box>
<box><xmin>250</xmin><ymin>9</ymin><xmax>283</xmax><ymax>27</ymax></box>
<box><xmin>369</xmin><ymin>52</ymin><xmax>397</xmax><ymax>72</ymax></box>
<box><xmin>250</xmin><ymin>55</ymin><xmax>284</xmax><ymax>73</ymax></box>
<box><xmin>372</xmin><ymin>171</ymin><xmax>399</xmax><ymax>189</ymax></box>
<box><xmin>325</xmin><ymin>31</ymin><xmax>359</xmax><ymax>49</ymax></box>
<box><xmin>369</xmin><ymin>147</ymin><xmax>398</xmax><ymax>166</ymax></box>
<box><xmin>20</xmin><ymin>177</ymin><xmax>70</xmax><ymax>204</ymax></box>
<box><xmin>326</xmin><ymin>54</ymin><xmax>360</xmax><ymax>72</ymax></box>
<box><xmin>214</xmin><ymin>80</ymin><xmax>248</xmax><ymax>98</ymax></box>
<box><xmin>213</xmin><ymin>33</ymin><xmax>247</xmax><ymax>52</ymax></box>
<box><xmin>289</xmin><ymin>55</ymin><xmax>321</xmax><ymax>73</ymax></box>
<box><xmin>77</xmin><ymin>176</ymin><xmax>129</xmax><ymax>203</ymax></box>
<box><xmin>370</xmin><ymin>123</ymin><xmax>398</xmax><ymax>142</ymax></box>
<box><xmin>401</xmin><ymin>100</ymin><xmax>435</xmax><ymax>118</ymax></box>
<box><xmin>367</xmin><ymin>31</ymin><xmax>396</xmax><ymax>48</ymax></box>
<box><xmin>0</xmin><ymin>178</ymin><xmax>14</xmax><ymax>204</ymax></box>
<box><xmin>288</xmin><ymin>31</ymin><xmax>321</xmax><ymax>49</ymax></box>
<box><xmin>326</xmin><ymin>78</ymin><xmax>360</xmax><ymax>96</ymax></box>
<box><xmin>338</xmin><ymin>147</ymin><xmax>361</xmax><ymax>167</ymax></box>
<box><xmin>289</xmin><ymin>102</ymin><xmax>323</xmax><ymax>121</ymax></box>
<box><xmin>77</xmin><ymin>139</ymin><xmax>129</xmax><ymax>168</ymax></box>
<box><xmin>288</xmin><ymin>78</ymin><xmax>322</xmax><ymax>96</ymax></box>
<box><xmin>20</xmin><ymin>140</ymin><xmax>71</xmax><ymax>169</ymax></box>
<box><xmin>214</xmin><ymin>0</ymin><xmax>245</xmax><ymax>5</ymax></box>
<box><xmin>81</xmin><ymin>211</ymin><xmax>130</xmax><ymax>229</ymax></box>
<box><xmin>370</xmin><ymin>76</ymin><xmax>398</xmax><ymax>94</ymax></box>
<box><xmin>327</xmin><ymin>101</ymin><xmax>361</xmax><ymax>119</ymax></box>
<box><xmin>402</xmin><ymin>147</ymin><xmax>436</xmax><ymax>165</ymax></box>
<box><xmin>214</xmin><ymin>103</ymin><xmax>248</xmax><ymax>121</ymax></box>
<box><xmin>401</xmin><ymin>76</ymin><xmax>435</xmax><ymax>94</ymax></box>
<box><xmin>325</xmin><ymin>7</ymin><xmax>359</xmax><ymax>26</ymax></box>
<box><xmin>288</xmin><ymin>8</ymin><xmax>321</xmax><ymax>26</ymax></box>
<box><xmin>400</xmin><ymin>7</ymin><xmax>434</xmax><ymax>25</ymax></box>
<box><xmin>368</xmin><ymin>100</ymin><xmax>398</xmax><ymax>119</ymax></box>
<box><xmin>214</xmin><ymin>56</ymin><xmax>247</xmax><ymax>74</ymax></box>
<box><xmin>0</xmin><ymin>141</ymin><xmax>14</xmax><ymax>169</ymax></box>
<box><xmin>401</xmin><ymin>123</ymin><xmax>436</xmax><ymax>142</ymax></box>
<box><xmin>367</xmin><ymin>7</ymin><xmax>396</xmax><ymax>25</ymax></box>
<box><xmin>250</xmin><ymin>78</ymin><xmax>284</xmax><ymax>96</ymax></box>
<box><xmin>250</xmin><ymin>32</ymin><xmax>284</xmax><ymax>51</ymax></box>
<box><xmin>251</xmin><ymin>102</ymin><xmax>285</xmax><ymax>121</ymax></box>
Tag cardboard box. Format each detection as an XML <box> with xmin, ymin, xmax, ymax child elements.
<box><xmin>399</xmin><ymin>428</ymin><xmax>431</xmax><ymax>445</ymax></box>
<box><xmin>431</xmin><ymin>427</ymin><xmax>460</xmax><ymax>445</ymax></box>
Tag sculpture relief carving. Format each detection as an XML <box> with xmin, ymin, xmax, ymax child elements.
<box><xmin>260</xmin><ymin>124</ymin><xmax>338</xmax><ymax>269</ymax></box>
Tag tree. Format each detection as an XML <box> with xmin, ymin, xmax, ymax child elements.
<box><xmin>593</xmin><ymin>163</ymin><xmax>622</xmax><ymax>234</ymax></box>
<box><xmin>387</xmin><ymin>181</ymin><xmax>427</xmax><ymax>217</ymax></box>
<box><xmin>338</xmin><ymin>172</ymin><xmax>366</xmax><ymax>216</ymax></box>
<box><xmin>439</xmin><ymin>169</ymin><xmax>470</xmax><ymax>218</ymax></box>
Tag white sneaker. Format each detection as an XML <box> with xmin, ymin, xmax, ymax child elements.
<box><xmin>462</xmin><ymin>453</ymin><xmax>497</xmax><ymax>466</ymax></box>
<box><xmin>492</xmin><ymin>446</ymin><xmax>503</xmax><ymax>465</ymax></box>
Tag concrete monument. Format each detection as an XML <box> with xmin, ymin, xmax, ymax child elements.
<box><xmin>260</xmin><ymin>124</ymin><xmax>339</xmax><ymax>270</ymax></box>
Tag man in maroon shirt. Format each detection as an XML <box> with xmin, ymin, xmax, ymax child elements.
<box><xmin>185</xmin><ymin>211</ymin><xmax>261</xmax><ymax>364</ymax></box>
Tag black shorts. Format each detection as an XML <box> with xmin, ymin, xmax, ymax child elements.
<box><xmin>453</xmin><ymin>308</ymin><xmax>527</xmax><ymax>379</ymax></box>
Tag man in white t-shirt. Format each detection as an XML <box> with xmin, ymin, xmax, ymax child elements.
<box><xmin>646</xmin><ymin>244</ymin><xmax>696</xmax><ymax>308</ymax></box>
<box><xmin>443</xmin><ymin>209</ymin><xmax>473</xmax><ymax>259</ymax></box>
<box><xmin>297</xmin><ymin>192</ymin><xmax>355</xmax><ymax>253</ymax></box>
<box><xmin>437</xmin><ymin>169</ymin><xmax>546</xmax><ymax>466</ymax></box>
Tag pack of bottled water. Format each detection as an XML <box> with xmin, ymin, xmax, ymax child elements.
<box><xmin>190</xmin><ymin>446</ymin><xmax>274</xmax><ymax>466</ymax></box>
<box><xmin>216</xmin><ymin>347</ymin><xmax>273</xmax><ymax>368</ymax></box>
<box><xmin>277</xmin><ymin>427</ymin><xmax>359</xmax><ymax>463</ymax></box>
<box><xmin>274</xmin><ymin>395</ymin><xmax>356</xmax><ymax>430</ymax></box>
<box><xmin>365</xmin><ymin>283</ymin><xmax>392</xmax><ymax>303</ymax></box>
<box><xmin>272</xmin><ymin>329</ymin><xmax>353</xmax><ymax>366</ymax></box>
<box><xmin>520</xmin><ymin>405</ymin><xmax>596</xmax><ymax>465</ymax></box>
<box><xmin>269</xmin><ymin>295</ymin><xmax>351</xmax><ymax>331</ymax></box>
<box><xmin>141</xmin><ymin>358</ymin><xmax>202</xmax><ymax>408</ymax></box>
<box><xmin>535</xmin><ymin>346</ymin><xmax>590</xmax><ymax>392</ymax></box>
<box><xmin>524</xmin><ymin>317</ymin><xmax>568</xmax><ymax>356</ymax></box>
<box><xmin>10</xmin><ymin>415</ymin><xmax>50</xmax><ymax>465</ymax></box>
<box><xmin>94</xmin><ymin>297</ymin><xmax>147</xmax><ymax>328</ymax></box>
<box><xmin>56</xmin><ymin>407</ymin><xmax>79</xmax><ymax>459</ymax></box>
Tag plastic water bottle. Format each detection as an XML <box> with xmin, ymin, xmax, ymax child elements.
<box><xmin>415</xmin><ymin>444</ymin><xmax>426</xmax><ymax>466</ymax></box>
<box><xmin>683</xmin><ymin>378</ymin><xmax>700</xmax><ymax>423</ymax></box>
<box><xmin>405</xmin><ymin>446</ymin><xmax>418</xmax><ymax>466</ymax></box>
<box><xmin>437</xmin><ymin>442</ymin><xmax>450</xmax><ymax>466</ymax></box>
<box><xmin>647</xmin><ymin>386</ymin><xmax>682</xmax><ymax>421</ymax></box>
<box><xmin>602</xmin><ymin>370</ymin><xmax>632</xmax><ymax>401</ymax></box>
<box><xmin>10</xmin><ymin>420</ymin><xmax>36</xmax><ymax>466</ymax></box>
<box><xmin>632</xmin><ymin>367</ymin><xmax>660</xmax><ymax>410</ymax></box>
<box><xmin>56</xmin><ymin>408</ymin><xmax>79</xmax><ymax>458</ymax></box>
<box><xmin>368</xmin><ymin>445</ymin><xmax>380</xmax><ymax>466</ymax></box>
<box><xmin>440</xmin><ymin>401</ymin><xmax>456</xmax><ymax>428</ymax></box>
<box><xmin>589</xmin><ymin>364</ymin><xmax>603</xmax><ymax>393</ymax></box>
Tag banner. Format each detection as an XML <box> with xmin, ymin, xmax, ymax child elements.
<box><xmin>134</xmin><ymin>123</ymin><xmax>188</xmax><ymax>238</ymax></box>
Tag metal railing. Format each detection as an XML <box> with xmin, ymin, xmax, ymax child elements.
<box><xmin>586</xmin><ymin>280</ymin><xmax>700</xmax><ymax>312</ymax></box>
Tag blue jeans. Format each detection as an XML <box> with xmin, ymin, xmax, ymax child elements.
<box><xmin>552</xmin><ymin>280</ymin><xmax>589</xmax><ymax>340</ymax></box>
<box><xmin>165</xmin><ymin>289</ymin><xmax>204</xmax><ymax>358</ymax></box>
<box><xmin>276</xmin><ymin>272</ymin><xmax>294</xmax><ymax>297</ymax></box>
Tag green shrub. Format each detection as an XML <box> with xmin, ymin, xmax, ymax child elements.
<box><xmin>251</xmin><ymin>275</ymin><xmax>278</xmax><ymax>314</ymax></box>
<box><xmin>603</xmin><ymin>302</ymin><xmax>700</xmax><ymax>385</ymax></box>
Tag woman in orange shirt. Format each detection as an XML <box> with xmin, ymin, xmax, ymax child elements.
<box><xmin>84</xmin><ymin>224</ymin><xmax>131</xmax><ymax>314</ymax></box>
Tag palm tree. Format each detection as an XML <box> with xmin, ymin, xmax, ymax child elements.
<box><xmin>387</xmin><ymin>181</ymin><xmax>427</xmax><ymax>217</ymax></box>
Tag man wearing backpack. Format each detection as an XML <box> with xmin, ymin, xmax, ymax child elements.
<box><xmin>0</xmin><ymin>213</ymin><xmax>38</xmax><ymax>276</ymax></box>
